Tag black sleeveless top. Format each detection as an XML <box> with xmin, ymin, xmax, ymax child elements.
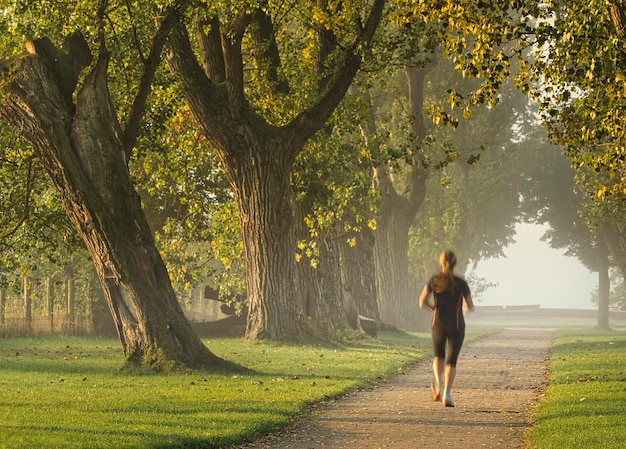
<box><xmin>428</xmin><ymin>275</ymin><xmax>470</xmax><ymax>330</ymax></box>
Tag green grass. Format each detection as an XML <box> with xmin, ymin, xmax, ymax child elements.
<box><xmin>529</xmin><ymin>330</ymin><xmax>626</xmax><ymax>449</ymax></box>
<box><xmin>0</xmin><ymin>329</ymin><xmax>493</xmax><ymax>449</ymax></box>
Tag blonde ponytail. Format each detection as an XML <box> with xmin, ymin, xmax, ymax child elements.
<box><xmin>431</xmin><ymin>250</ymin><xmax>457</xmax><ymax>294</ymax></box>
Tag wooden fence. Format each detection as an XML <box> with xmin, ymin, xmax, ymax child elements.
<box><xmin>0</xmin><ymin>277</ymin><xmax>99</xmax><ymax>337</ymax></box>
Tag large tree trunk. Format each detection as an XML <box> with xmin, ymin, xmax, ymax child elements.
<box><xmin>373</xmin><ymin>66</ymin><xmax>429</xmax><ymax>331</ymax></box>
<box><xmin>232</xmin><ymin>138</ymin><xmax>307</xmax><ymax>340</ymax></box>
<box><xmin>167</xmin><ymin>0</ymin><xmax>385</xmax><ymax>340</ymax></box>
<box><xmin>294</xmin><ymin>203</ymin><xmax>348</xmax><ymax>340</ymax></box>
<box><xmin>339</xmin><ymin>226</ymin><xmax>380</xmax><ymax>323</ymax></box>
<box><xmin>1</xmin><ymin>36</ymin><xmax>221</xmax><ymax>370</ymax></box>
<box><xmin>165</xmin><ymin>57</ymin><xmax>315</xmax><ymax>341</ymax></box>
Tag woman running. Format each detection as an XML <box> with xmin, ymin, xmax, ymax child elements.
<box><xmin>419</xmin><ymin>250</ymin><xmax>474</xmax><ymax>407</ymax></box>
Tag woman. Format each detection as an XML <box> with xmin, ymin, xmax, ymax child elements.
<box><xmin>419</xmin><ymin>250</ymin><xmax>474</xmax><ymax>407</ymax></box>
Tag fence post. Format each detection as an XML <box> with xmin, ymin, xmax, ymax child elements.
<box><xmin>67</xmin><ymin>278</ymin><xmax>75</xmax><ymax>335</ymax></box>
<box><xmin>85</xmin><ymin>279</ymin><xmax>94</xmax><ymax>334</ymax></box>
<box><xmin>0</xmin><ymin>288</ymin><xmax>6</xmax><ymax>325</ymax></box>
<box><xmin>24</xmin><ymin>276</ymin><xmax>32</xmax><ymax>333</ymax></box>
<box><xmin>46</xmin><ymin>277</ymin><xmax>55</xmax><ymax>332</ymax></box>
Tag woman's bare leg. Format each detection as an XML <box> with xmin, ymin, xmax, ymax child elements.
<box><xmin>432</xmin><ymin>357</ymin><xmax>444</xmax><ymax>400</ymax></box>
<box><xmin>443</xmin><ymin>364</ymin><xmax>456</xmax><ymax>406</ymax></box>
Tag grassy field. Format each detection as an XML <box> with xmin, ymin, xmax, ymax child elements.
<box><xmin>529</xmin><ymin>330</ymin><xmax>626</xmax><ymax>449</ymax></box>
<box><xmin>0</xmin><ymin>330</ymin><xmax>444</xmax><ymax>449</ymax></box>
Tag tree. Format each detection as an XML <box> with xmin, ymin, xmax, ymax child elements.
<box><xmin>291</xmin><ymin>107</ymin><xmax>379</xmax><ymax>339</ymax></box>
<box><xmin>367</xmin><ymin>65</ymin><xmax>429</xmax><ymax>330</ymax></box>
<box><xmin>0</xmin><ymin>3</ymin><xmax>223</xmax><ymax>370</ymax></box>
<box><xmin>519</xmin><ymin>124</ymin><xmax>612</xmax><ymax>328</ymax></box>
<box><xmin>166</xmin><ymin>0</ymin><xmax>386</xmax><ymax>340</ymax></box>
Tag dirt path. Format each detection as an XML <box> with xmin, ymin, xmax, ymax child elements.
<box><xmin>236</xmin><ymin>328</ymin><xmax>554</xmax><ymax>449</ymax></box>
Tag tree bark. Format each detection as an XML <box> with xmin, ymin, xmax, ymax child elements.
<box><xmin>1</xmin><ymin>35</ymin><xmax>221</xmax><ymax>370</ymax></box>
<box><xmin>294</xmin><ymin>203</ymin><xmax>349</xmax><ymax>340</ymax></box>
<box><xmin>610</xmin><ymin>2</ymin><xmax>626</xmax><ymax>39</ymax></box>
<box><xmin>233</xmin><ymin>137</ymin><xmax>307</xmax><ymax>340</ymax></box>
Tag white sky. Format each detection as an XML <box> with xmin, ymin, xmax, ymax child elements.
<box><xmin>469</xmin><ymin>222</ymin><xmax>598</xmax><ymax>310</ymax></box>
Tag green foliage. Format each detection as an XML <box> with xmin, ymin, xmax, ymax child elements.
<box><xmin>529</xmin><ymin>332</ymin><xmax>626</xmax><ymax>449</ymax></box>
<box><xmin>292</xmin><ymin>90</ymin><xmax>383</xmax><ymax>263</ymax></box>
<box><xmin>0</xmin><ymin>0</ymin><xmax>181</xmax><ymax>274</ymax></box>
<box><xmin>410</xmin><ymin>0</ymin><xmax>625</xmax><ymax>198</ymax></box>
<box><xmin>1</xmin><ymin>0</ymin><xmax>240</xmax><ymax>305</ymax></box>
<box><xmin>0</xmin><ymin>120</ymin><xmax>87</xmax><ymax>289</ymax></box>
<box><xmin>0</xmin><ymin>331</ymin><xmax>432</xmax><ymax>449</ymax></box>
<box><xmin>132</xmin><ymin>84</ymin><xmax>238</xmax><ymax>300</ymax></box>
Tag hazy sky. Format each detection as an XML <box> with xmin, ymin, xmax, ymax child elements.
<box><xmin>469</xmin><ymin>222</ymin><xmax>598</xmax><ymax>310</ymax></box>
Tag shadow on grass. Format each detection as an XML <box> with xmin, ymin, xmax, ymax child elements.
<box><xmin>0</xmin><ymin>423</ymin><xmax>278</xmax><ymax>449</ymax></box>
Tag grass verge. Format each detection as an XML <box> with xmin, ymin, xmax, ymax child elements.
<box><xmin>0</xmin><ymin>328</ymin><xmax>489</xmax><ymax>449</ymax></box>
<box><xmin>528</xmin><ymin>330</ymin><xmax>626</xmax><ymax>449</ymax></box>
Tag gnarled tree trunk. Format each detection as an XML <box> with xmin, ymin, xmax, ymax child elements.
<box><xmin>1</xmin><ymin>35</ymin><xmax>221</xmax><ymax>370</ymax></box>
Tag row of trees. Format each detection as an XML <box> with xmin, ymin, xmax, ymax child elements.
<box><xmin>1</xmin><ymin>0</ymin><xmax>624</xmax><ymax>370</ymax></box>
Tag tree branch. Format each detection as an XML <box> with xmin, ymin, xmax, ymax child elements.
<box><xmin>610</xmin><ymin>2</ymin><xmax>626</xmax><ymax>38</ymax></box>
<box><xmin>194</xmin><ymin>16</ymin><xmax>226</xmax><ymax>83</ymax></box>
<box><xmin>287</xmin><ymin>0</ymin><xmax>387</xmax><ymax>153</ymax></box>
<box><xmin>315</xmin><ymin>0</ymin><xmax>339</xmax><ymax>92</ymax></box>
<box><xmin>122</xmin><ymin>4</ymin><xmax>182</xmax><ymax>159</ymax></box>
<box><xmin>221</xmin><ymin>11</ymin><xmax>250</xmax><ymax>109</ymax></box>
<box><xmin>167</xmin><ymin>19</ymin><xmax>231</xmax><ymax>132</ymax></box>
<box><xmin>250</xmin><ymin>8</ymin><xmax>290</xmax><ymax>95</ymax></box>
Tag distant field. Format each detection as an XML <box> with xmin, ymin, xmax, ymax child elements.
<box><xmin>467</xmin><ymin>306</ymin><xmax>626</xmax><ymax>330</ymax></box>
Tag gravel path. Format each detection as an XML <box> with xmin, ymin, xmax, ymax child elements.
<box><xmin>236</xmin><ymin>328</ymin><xmax>554</xmax><ymax>449</ymax></box>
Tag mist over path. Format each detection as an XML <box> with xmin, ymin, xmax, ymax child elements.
<box><xmin>236</xmin><ymin>328</ymin><xmax>553</xmax><ymax>449</ymax></box>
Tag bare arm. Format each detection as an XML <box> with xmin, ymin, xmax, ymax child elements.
<box><xmin>463</xmin><ymin>292</ymin><xmax>475</xmax><ymax>312</ymax></box>
<box><xmin>419</xmin><ymin>284</ymin><xmax>433</xmax><ymax>311</ymax></box>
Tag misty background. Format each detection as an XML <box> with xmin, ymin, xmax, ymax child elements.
<box><xmin>471</xmin><ymin>222</ymin><xmax>597</xmax><ymax>310</ymax></box>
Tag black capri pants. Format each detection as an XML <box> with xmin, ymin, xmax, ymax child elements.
<box><xmin>431</xmin><ymin>319</ymin><xmax>465</xmax><ymax>367</ymax></box>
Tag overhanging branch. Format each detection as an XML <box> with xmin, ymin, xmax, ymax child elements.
<box><xmin>122</xmin><ymin>3</ymin><xmax>184</xmax><ymax>160</ymax></box>
<box><xmin>287</xmin><ymin>0</ymin><xmax>387</xmax><ymax>154</ymax></box>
